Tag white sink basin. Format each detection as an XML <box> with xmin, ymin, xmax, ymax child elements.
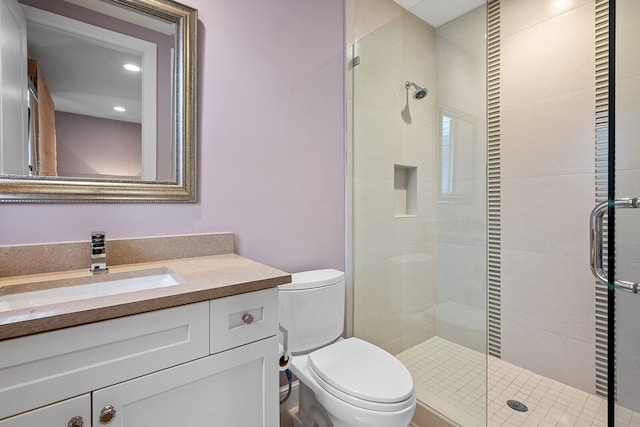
<box><xmin>0</xmin><ymin>268</ymin><xmax>183</xmax><ymax>311</ymax></box>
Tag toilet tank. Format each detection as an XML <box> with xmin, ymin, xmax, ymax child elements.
<box><xmin>278</xmin><ymin>269</ymin><xmax>345</xmax><ymax>354</ymax></box>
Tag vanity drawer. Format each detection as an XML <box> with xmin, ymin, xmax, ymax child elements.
<box><xmin>0</xmin><ymin>302</ymin><xmax>209</xmax><ymax>420</ymax></box>
<box><xmin>210</xmin><ymin>288</ymin><xmax>278</xmax><ymax>354</ymax></box>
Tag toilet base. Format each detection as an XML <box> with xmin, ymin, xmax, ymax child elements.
<box><xmin>294</xmin><ymin>381</ymin><xmax>415</xmax><ymax>427</ymax></box>
<box><xmin>294</xmin><ymin>382</ymin><xmax>333</xmax><ymax>427</ymax></box>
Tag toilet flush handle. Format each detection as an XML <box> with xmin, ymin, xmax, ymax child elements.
<box><xmin>279</xmin><ymin>324</ymin><xmax>289</xmax><ymax>355</ymax></box>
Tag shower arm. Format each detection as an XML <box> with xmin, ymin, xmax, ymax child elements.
<box><xmin>590</xmin><ymin>198</ymin><xmax>640</xmax><ymax>293</ymax></box>
<box><xmin>405</xmin><ymin>81</ymin><xmax>422</xmax><ymax>91</ymax></box>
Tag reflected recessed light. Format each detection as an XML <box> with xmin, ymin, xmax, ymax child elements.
<box><xmin>113</xmin><ymin>106</ymin><xmax>126</xmax><ymax>112</ymax></box>
<box><xmin>123</xmin><ymin>63</ymin><xmax>141</xmax><ymax>72</ymax></box>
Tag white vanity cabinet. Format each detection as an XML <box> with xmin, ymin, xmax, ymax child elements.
<box><xmin>93</xmin><ymin>336</ymin><xmax>278</xmax><ymax>427</ymax></box>
<box><xmin>0</xmin><ymin>395</ymin><xmax>90</xmax><ymax>427</ymax></box>
<box><xmin>0</xmin><ymin>287</ymin><xmax>279</xmax><ymax>427</ymax></box>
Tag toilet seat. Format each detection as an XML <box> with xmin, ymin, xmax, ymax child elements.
<box><xmin>307</xmin><ymin>338</ymin><xmax>415</xmax><ymax>412</ymax></box>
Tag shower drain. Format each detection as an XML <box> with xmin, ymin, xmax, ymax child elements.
<box><xmin>507</xmin><ymin>400</ymin><xmax>529</xmax><ymax>412</ymax></box>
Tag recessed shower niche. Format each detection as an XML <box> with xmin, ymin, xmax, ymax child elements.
<box><xmin>394</xmin><ymin>165</ymin><xmax>417</xmax><ymax>217</ymax></box>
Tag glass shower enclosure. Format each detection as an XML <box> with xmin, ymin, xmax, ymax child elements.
<box><xmin>349</xmin><ymin>2</ymin><xmax>488</xmax><ymax>425</ymax></box>
<box><xmin>349</xmin><ymin>0</ymin><xmax>640</xmax><ymax>425</ymax></box>
<box><xmin>608</xmin><ymin>0</ymin><xmax>640</xmax><ymax>423</ymax></box>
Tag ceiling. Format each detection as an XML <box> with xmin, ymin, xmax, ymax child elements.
<box><xmin>393</xmin><ymin>0</ymin><xmax>486</xmax><ymax>27</ymax></box>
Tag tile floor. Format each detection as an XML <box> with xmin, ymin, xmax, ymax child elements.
<box><xmin>396</xmin><ymin>336</ymin><xmax>640</xmax><ymax>426</ymax></box>
<box><xmin>397</xmin><ymin>336</ymin><xmax>486</xmax><ymax>426</ymax></box>
<box><xmin>280</xmin><ymin>408</ymin><xmax>295</xmax><ymax>427</ymax></box>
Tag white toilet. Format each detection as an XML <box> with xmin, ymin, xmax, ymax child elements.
<box><xmin>278</xmin><ymin>269</ymin><xmax>416</xmax><ymax>427</ymax></box>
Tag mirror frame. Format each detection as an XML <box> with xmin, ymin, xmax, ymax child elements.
<box><xmin>0</xmin><ymin>0</ymin><xmax>197</xmax><ymax>203</ymax></box>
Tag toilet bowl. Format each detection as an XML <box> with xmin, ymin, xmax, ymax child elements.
<box><xmin>279</xmin><ymin>270</ymin><xmax>416</xmax><ymax>427</ymax></box>
<box><xmin>290</xmin><ymin>338</ymin><xmax>416</xmax><ymax>427</ymax></box>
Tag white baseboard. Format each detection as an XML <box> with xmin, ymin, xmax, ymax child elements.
<box><xmin>279</xmin><ymin>380</ymin><xmax>299</xmax><ymax>413</ymax></box>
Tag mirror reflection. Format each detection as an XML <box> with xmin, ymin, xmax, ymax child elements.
<box><xmin>2</xmin><ymin>0</ymin><xmax>177</xmax><ymax>182</ymax></box>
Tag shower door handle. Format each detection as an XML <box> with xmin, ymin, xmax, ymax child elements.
<box><xmin>590</xmin><ymin>198</ymin><xmax>640</xmax><ymax>293</ymax></box>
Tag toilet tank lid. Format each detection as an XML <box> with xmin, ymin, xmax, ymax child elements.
<box><xmin>278</xmin><ymin>269</ymin><xmax>344</xmax><ymax>291</ymax></box>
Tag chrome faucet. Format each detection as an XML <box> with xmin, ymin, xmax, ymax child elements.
<box><xmin>90</xmin><ymin>231</ymin><xmax>108</xmax><ymax>274</ymax></box>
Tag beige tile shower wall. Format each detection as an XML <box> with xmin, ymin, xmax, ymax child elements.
<box><xmin>350</xmin><ymin>0</ymin><xmax>405</xmax><ymax>45</ymax></box>
<box><xmin>351</xmin><ymin>6</ymin><xmax>438</xmax><ymax>356</ymax></box>
<box><xmin>500</xmin><ymin>0</ymin><xmax>597</xmax><ymax>393</ymax></box>
<box><xmin>433</xmin><ymin>6</ymin><xmax>488</xmax><ymax>354</ymax></box>
<box><xmin>345</xmin><ymin>0</ymin><xmax>405</xmax><ymax>337</ymax></box>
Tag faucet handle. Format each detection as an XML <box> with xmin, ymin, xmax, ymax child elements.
<box><xmin>91</xmin><ymin>231</ymin><xmax>108</xmax><ymax>274</ymax></box>
<box><xmin>91</xmin><ymin>231</ymin><xmax>105</xmax><ymax>243</ymax></box>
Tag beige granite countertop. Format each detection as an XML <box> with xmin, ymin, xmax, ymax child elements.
<box><xmin>0</xmin><ymin>254</ymin><xmax>291</xmax><ymax>341</ymax></box>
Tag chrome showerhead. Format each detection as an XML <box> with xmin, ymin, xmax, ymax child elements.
<box><xmin>405</xmin><ymin>81</ymin><xmax>428</xmax><ymax>99</ymax></box>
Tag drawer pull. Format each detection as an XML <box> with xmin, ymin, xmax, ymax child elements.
<box><xmin>68</xmin><ymin>416</ymin><xmax>84</xmax><ymax>427</ymax></box>
<box><xmin>241</xmin><ymin>313</ymin><xmax>254</xmax><ymax>325</ymax></box>
<box><xmin>99</xmin><ymin>405</ymin><xmax>117</xmax><ymax>424</ymax></box>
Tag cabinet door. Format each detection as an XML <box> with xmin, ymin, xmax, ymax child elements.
<box><xmin>93</xmin><ymin>335</ymin><xmax>278</xmax><ymax>427</ymax></box>
<box><xmin>0</xmin><ymin>394</ymin><xmax>90</xmax><ymax>427</ymax></box>
<box><xmin>0</xmin><ymin>301</ymin><xmax>209</xmax><ymax>420</ymax></box>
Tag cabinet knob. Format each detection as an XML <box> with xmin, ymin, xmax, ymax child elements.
<box><xmin>241</xmin><ymin>313</ymin><xmax>254</xmax><ymax>325</ymax></box>
<box><xmin>99</xmin><ymin>405</ymin><xmax>117</xmax><ymax>424</ymax></box>
<box><xmin>67</xmin><ymin>416</ymin><xmax>84</xmax><ymax>427</ymax></box>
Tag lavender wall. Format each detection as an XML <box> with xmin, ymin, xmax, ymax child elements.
<box><xmin>56</xmin><ymin>111</ymin><xmax>142</xmax><ymax>179</ymax></box>
<box><xmin>0</xmin><ymin>0</ymin><xmax>346</xmax><ymax>274</ymax></box>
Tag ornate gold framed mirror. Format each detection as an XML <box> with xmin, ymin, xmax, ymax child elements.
<box><xmin>0</xmin><ymin>0</ymin><xmax>197</xmax><ymax>202</ymax></box>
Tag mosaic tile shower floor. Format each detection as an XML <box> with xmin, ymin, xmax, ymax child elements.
<box><xmin>397</xmin><ymin>336</ymin><xmax>640</xmax><ymax>426</ymax></box>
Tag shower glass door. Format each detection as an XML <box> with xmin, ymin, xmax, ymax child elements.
<box><xmin>612</xmin><ymin>0</ymin><xmax>640</xmax><ymax>423</ymax></box>
<box><xmin>350</xmin><ymin>2</ymin><xmax>487</xmax><ymax>425</ymax></box>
